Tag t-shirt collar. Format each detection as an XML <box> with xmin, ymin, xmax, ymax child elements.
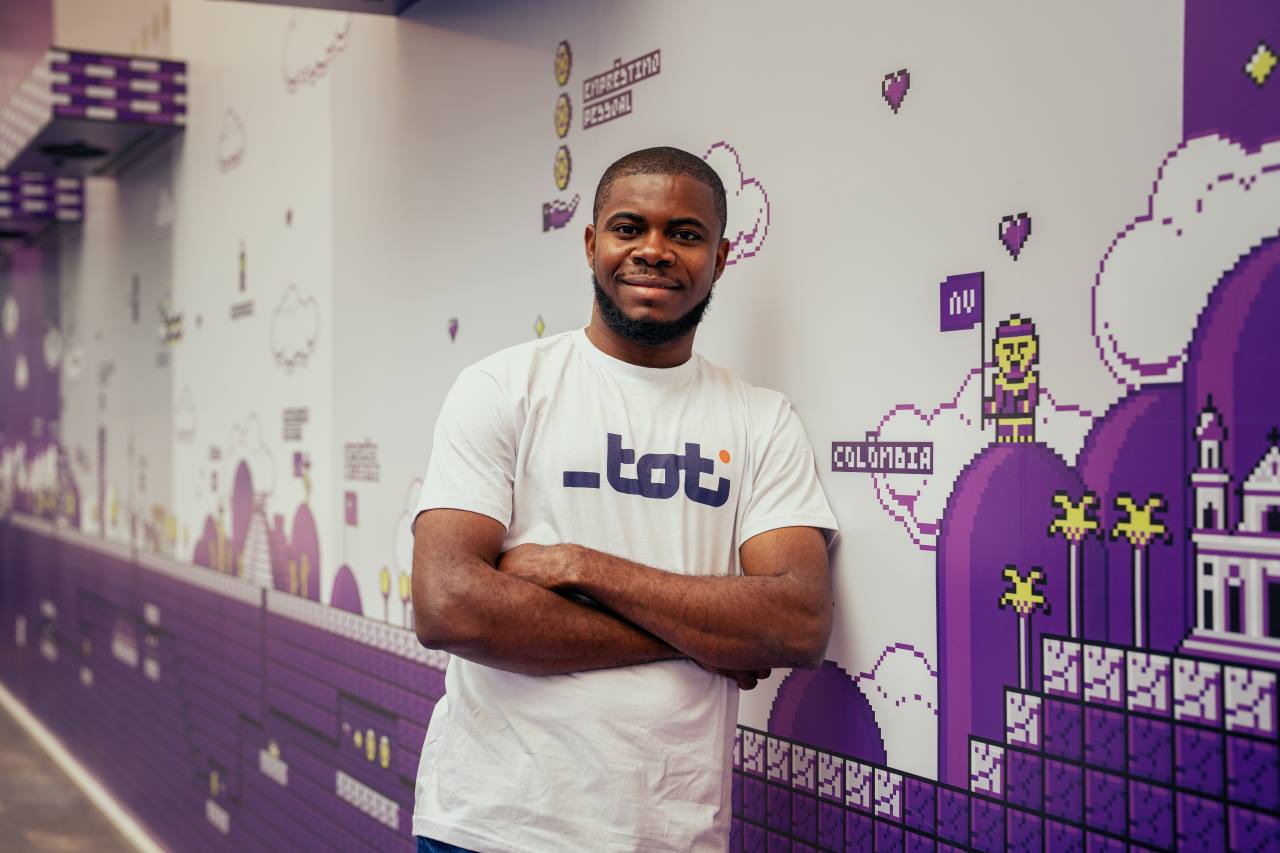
<box><xmin>575</xmin><ymin>326</ymin><xmax>700</xmax><ymax>385</ymax></box>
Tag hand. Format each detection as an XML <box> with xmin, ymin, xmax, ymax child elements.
<box><xmin>696</xmin><ymin>660</ymin><xmax>771</xmax><ymax>691</ymax></box>
<box><xmin>497</xmin><ymin>543</ymin><xmax>577</xmax><ymax>590</ymax></box>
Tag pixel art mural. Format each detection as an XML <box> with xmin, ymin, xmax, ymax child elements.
<box><xmin>2</xmin><ymin>1</ymin><xmax>1278</xmax><ymax>851</ymax></box>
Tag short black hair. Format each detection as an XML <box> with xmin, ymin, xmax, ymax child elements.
<box><xmin>593</xmin><ymin>146</ymin><xmax>728</xmax><ymax>239</ymax></box>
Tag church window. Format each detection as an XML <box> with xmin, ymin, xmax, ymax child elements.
<box><xmin>1270</xmin><ymin>581</ymin><xmax>1280</xmax><ymax>639</ymax></box>
<box><xmin>1228</xmin><ymin>584</ymin><xmax>1243</xmax><ymax>634</ymax></box>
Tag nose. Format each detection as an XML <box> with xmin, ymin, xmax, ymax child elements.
<box><xmin>632</xmin><ymin>229</ymin><xmax>674</xmax><ymax>266</ymax></box>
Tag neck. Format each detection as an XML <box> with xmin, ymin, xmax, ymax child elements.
<box><xmin>585</xmin><ymin>307</ymin><xmax>695</xmax><ymax>369</ymax></box>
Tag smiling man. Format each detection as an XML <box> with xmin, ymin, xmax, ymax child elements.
<box><xmin>410</xmin><ymin>147</ymin><xmax>838</xmax><ymax>853</ymax></box>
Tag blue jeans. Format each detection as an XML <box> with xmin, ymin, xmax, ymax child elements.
<box><xmin>416</xmin><ymin>837</ymin><xmax>475</xmax><ymax>853</ymax></box>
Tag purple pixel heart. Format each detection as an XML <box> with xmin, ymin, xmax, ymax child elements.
<box><xmin>999</xmin><ymin>213</ymin><xmax>1032</xmax><ymax>260</ymax></box>
<box><xmin>447</xmin><ymin>318</ymin><xmax>458</xmax><ymax>341</ymax></box>
<box><xmin>703</xmin><ymin>141</ymin><xmax>770</xmax><ymax>266</ymax></box>
<box><xmin>882</xmin><ymin>69</ymin><xmax>910</xmax><ymax>114</ymax></box>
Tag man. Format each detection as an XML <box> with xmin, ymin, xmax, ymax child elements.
<box><xmin>410</xmin><ymin>146</ymin><xmax>838</xmax><ymax>852</ymax></box>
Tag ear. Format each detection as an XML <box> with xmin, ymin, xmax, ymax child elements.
<box><xmin>712</xmin><ymin>237</ymin><xmax>730</xmax><ymax>282</ymax></box>
<box><xmin>584</xmin><ymin>223</ymin><xmax>596</xmax><ymax>269</ymax></box>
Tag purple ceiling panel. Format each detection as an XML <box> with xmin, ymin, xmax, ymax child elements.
<box><xmin>0</xmin><ymin>170</ymin><xmax>81</xmax><ymax>248</ymax></box>
<box><xmin>209</xmin><ymin>0</ymin><xmax>420</xmax><ymax>15</ymax></box>
<box><xmin>0</xmin><ymin>47</ymin><xmax>186</xmax><ymax>176</ymax></box>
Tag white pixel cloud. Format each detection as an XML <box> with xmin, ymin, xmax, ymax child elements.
<box><xmin>1092</xmin><ymin>134</ymin><xmax>1280</xmax><ymax>388</ymax></box>
<box><xmin>271</xmin><ymin>284</ymin><xmax>319</xmax><ymax>372</ymax></box>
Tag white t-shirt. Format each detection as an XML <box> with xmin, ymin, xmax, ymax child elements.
<box><xmin>412</xmin><ymin>328</ymin><xmax>838</xmax><ymax>853</ymax></box>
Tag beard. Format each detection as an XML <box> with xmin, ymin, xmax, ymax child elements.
<box><xmin>592</xmin><ymin>273</ymin><xmax>715</xmax><ymax>347</ymax></box>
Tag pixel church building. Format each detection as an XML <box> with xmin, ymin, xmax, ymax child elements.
<box><xmin>1184</xmin><ymin>403</ymin><xmax>1280</xmax><ymax>665</ymax></box>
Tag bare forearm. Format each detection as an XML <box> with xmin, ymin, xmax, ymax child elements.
<box><xmin>564</xmin><ymin>548</ymin><xmax>827</xmax><ymax>671</ymax></box>
<box><xmin>415</xmin><ymin>558</ymin><xmax>680</xmax><ymax>676</ymax></box>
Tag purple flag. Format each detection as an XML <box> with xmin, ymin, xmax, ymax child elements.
<box><xmin>344</xmin><ymin>491</ymin><xmax>358</xmax><ymax>526</ymax></box>
<box><xmin>939</xmin><ymin>272</ymin><xmax>984</xmax><ymax>332</ymax></box>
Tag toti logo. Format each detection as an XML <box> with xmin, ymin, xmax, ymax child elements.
<box><xmin>564</xmin><ymin>433</ymin><xmax>731</xmax><ymax>507</ymax></box>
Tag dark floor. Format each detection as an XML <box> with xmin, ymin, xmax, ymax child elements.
<box><xmin>0</xmin><ymin>701</ymin><xmax>138</xmax><ymax>852</ymax></box>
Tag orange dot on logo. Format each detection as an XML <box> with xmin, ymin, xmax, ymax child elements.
<box><xmin>719</xmin><ymin>450</ymin><xmax>731</xmax><ymax>464</ymax></box>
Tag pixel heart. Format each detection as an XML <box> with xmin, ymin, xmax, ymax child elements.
<box><xmin>999</xmin><ymin>212</ymin><xmax>1032</xmax><ymax>260</ymax></box>
<box><xmin>882</xmin><ymin>69</ymin><xmax>910</xmax><ymax>113</ymax></box>
<box><xmin>703</xmin><ymin>141</ymin><xmax>770</xmax><ymax>266</ymax></box>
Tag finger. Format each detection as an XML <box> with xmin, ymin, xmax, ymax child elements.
<box><xmin>755</xmin><ymin>669</ymin><xmax>771</xmax><ymax>680</ymax></box>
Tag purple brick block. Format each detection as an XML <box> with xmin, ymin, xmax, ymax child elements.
<box><xmin>904</xmin><ymin>778</ymin><xmax>935</xmax><ymax>833</ymax></box>
<box><xmin>745</xmin><ymin>821</ymin><xmax>766</xmax><ymax>853</ymax></box>
<box><xmin>767</xmin><ymin>830</ymin><xmax>790</xmax><ymax>853</ymax></box>
<box><xmin>731</xmin><ymin>817</ymin><xmax>743</xmax><ymax>852</ymax></box>
<box><xmin>905</xmin><ymin>830</ymin><xmax>934</xmax><ymax>853</ymax></box>
<box><xmin>875</xmin><ymin>820</ymin><xmax>903</xmax><ymax>851</ymax></box>
<box><xmin>817</xmin><ymin>752</ymin><xmax>843</xmax><ymax>801</ymax></box>
<box><xmin>970</xmin><ymin>798</ymin><xmax>1005</xmax><ymax>853</ymax></box>
<box><xmin>792</xmin><ymin>793</ymin><xmax>817</xmax><ymax>844</ymax></box>
<box><xmin>1044</xmin><ymin>699</ymin><xmax>1083</xmax><ymax>760</ymax></box>
<box><xmin>1174</xmin><ymin>725</ymin><xmax>1223</xmax><ymax>796</ymax></box>
<box><xmin>1084</xmin><ymin>770</ymin><xmax>1126</xmax><ymax>835</ymax></box>
<box><xmin>875</xmin><ymin>769</ymin><xmax>904</xmax><ymax>820</ymax></box>
<box><xmin>937</xmin><ymin>788</ymin><xmax>969</xmax><ymax>845</ymax></box>
<box><xmin>1228</xmin><ymin>805</ymin><xmax>1280</xmax><ymax>853</ymax></box>
<box><xmin>767</xmin><ymin>783</ymin><xmax>791</xmax><ymax>831</ymax></box>
<box><xmin>1044</xmin><ymin>760</ymin><xmax>1082</xmax><ymax>821</ymax></box>
<box><xmin>1176</xmin><ymin>793</ymin><xmax>1225</xmax><ymax>850</ymax></box>
<box><xmin>1226</xmin><ymin>735</ymin><xmax>1280</xmax><ymax>811</ymax></box>
<box><xmin>1006</xmin><ymin>749</ymin><xmax>1042</xmax><ymax>811</ymax></box>
<box><xmin>744</xmin><ymin>730</ymin><xmax>766</xmax><ymax>776</ymax></box>
<box><xmin>793</xmin><ymin>746</ymin><xmax>817</xmax><ymax>793</ymax></box>
<box><xmin>1128</xmin><ymin>781</ymin><xmax>1173</xmax><ymax>849</ymax></box>
<box><xmin>745</xmin><ymin>776</ymin><xmax>766</xmax><ymax>824</ymax></box>
<box><xmin>817</xmin><ymin>801</ymin><xmax>842</xmax><ymax>850</ymax></box>
<box><xmin>1127</xmin><ymin>717</ymin><xmax>1172</xmax><ymax>783</ymax></box>
<box><xmin>1084</xmin><ymin>833</ymin><xmax>1125</xmax><ymax>853</ymax></box>
<box><xmin>846</xmin><ymin>812</ymin><xmax>873</xmax><ymax>850</ymax></box>
<box><xmin>1006</xmin><ymin>809</ymin><xmax>1042</xmax><ymax>853</ymax></box>
<box><xmin>767</xmin><ymin>737</ymin><xmax>791</xmax><ymax>784</ymax></box>
<box><xmin>1225</xmin><ymin>667</ymin><xmax>1278</xmax><ymax>737</ymax></box>
<box><xmin>1045</xmin><ymin>819</ymin><xmax>1083</xmax><ymax>852</ymax></box>
<box><xmin>1083</xmin><ymin>707</ymin><xmax>1124</xmax><ymax>771</ymax></box>
<box><xmin>734</xmin><ymin>772</ymin><xmax>744</xmax><ymax>816</ymax></box>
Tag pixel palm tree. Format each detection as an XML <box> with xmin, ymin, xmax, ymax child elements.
<box><xmin>1049</xmin><ymin>490</ymin><xmax>1101</xmax><ymax>638</ymax></box>
<box><xmin>1111</xmin><ymin>493</ymin><xmax>1171</xmax><ymax>648</ymax></box>
<box><xmin>379</xmin><ymin>566</ymin><xmax>392</xmax><ymax>622</ymax></box>
<box><xmin>998</xmin><ymin>565</ymin><xmax>1049</xmax><ymax>689</ymax></box>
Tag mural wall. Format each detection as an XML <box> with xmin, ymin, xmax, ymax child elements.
<box><xmin>1</xmin><ymin>0</ymin><xmax>1277</xmax><ymax>850</ymax></box>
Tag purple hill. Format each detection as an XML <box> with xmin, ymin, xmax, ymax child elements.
<box><xmin>329</xmin><ymin>564</ymin><xmax>363</xmax><ymax>615</ymax></box>
<box><xmin>768</xmin><ymin>660</ymin><xmax>887</xmax><ymax>764</ymax></box>
<box><xmin>1077</xmin><ymin>384</ymin><xmax>1189</xmax><ymax>651</ymax></box>
<box><xmin>936</xmin><ymin>442</ymin><xmax>1085</xmax><ymax>787</ymax></box>
<box><xmin>1185</xmin><ymin>234</ymin><xmax>1280</xmax><ymax>486</ymax></box>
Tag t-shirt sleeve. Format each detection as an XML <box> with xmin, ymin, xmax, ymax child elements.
<box><xmin>412</xmin><ymin>366</ymin><xmax>516</xmax><ymax>531</ymax></box>
<box><xmin>738</xmin><ymin>397</ymin><xmax>840</xmax><ymax>550</ymax></box>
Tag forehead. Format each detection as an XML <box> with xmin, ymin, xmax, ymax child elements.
<box><xmin>600</xmin><ymin>172</ymin><xmax>717</xmax><ymax>221</ymax></box>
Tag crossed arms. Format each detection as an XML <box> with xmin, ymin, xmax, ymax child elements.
<box><xmin>410</xmin><ymin>508</ymin><xmax>833</xmax><ymax>685</ymax></box>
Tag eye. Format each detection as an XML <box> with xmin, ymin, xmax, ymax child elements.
<box><xmin>673</xmin><ymin>230</ymin><xmax>701</xmax><ymax>242</ymax></box>
<box><xmin>613</xmin><ymin>223</ymin><xmax>639</xmax><ymax>236</ymax></box>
